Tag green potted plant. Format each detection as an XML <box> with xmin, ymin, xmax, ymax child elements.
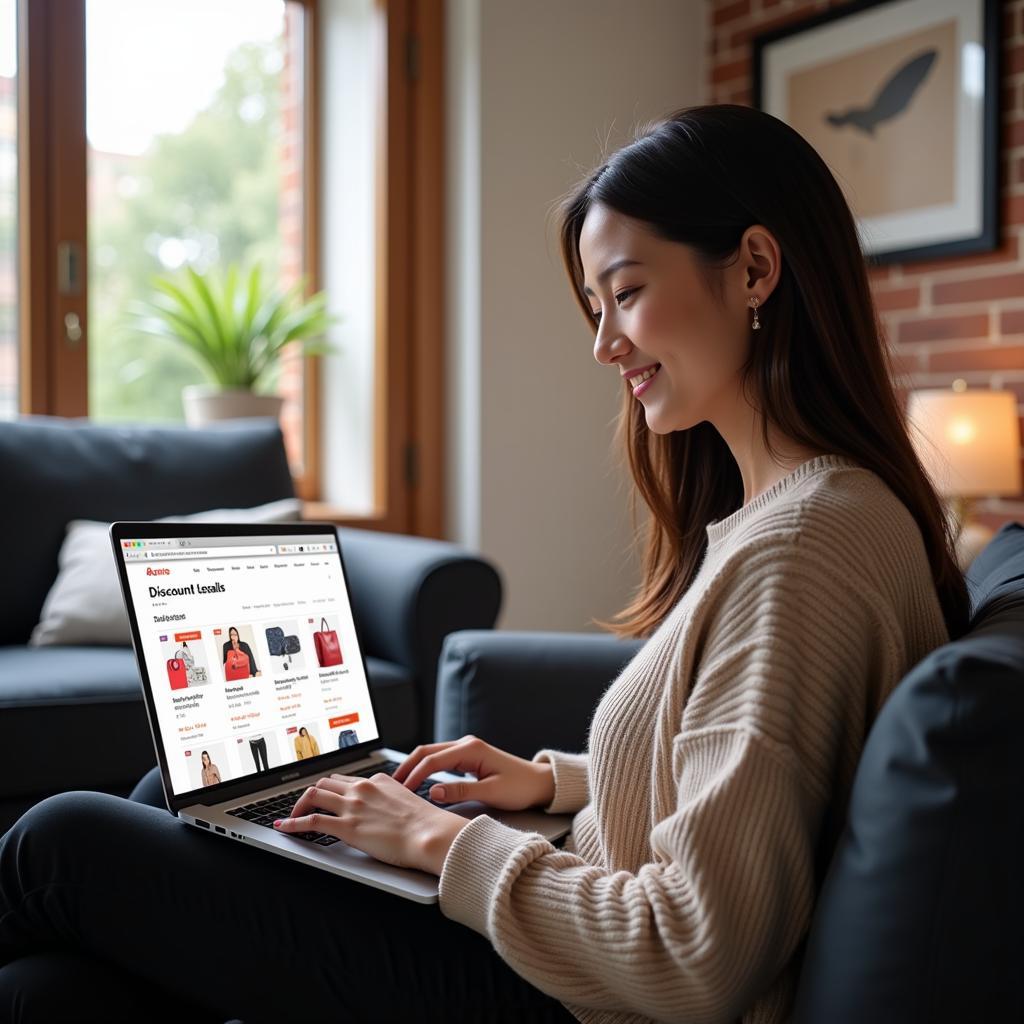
<box><xmin>135</xmin><ymin>262</ymin><xmax>336</xmax><ymax>426</ymax></box>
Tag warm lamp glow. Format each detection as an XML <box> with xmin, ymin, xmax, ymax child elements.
<box><xmin>946</xmin><ymin>417</ymin><xmax>976</xmax><ymax>446</ymax></box>
<box><xmin>906</xmin><ymin>388</ymin><xmax>1022</xmax><ymax>498</ymax></box>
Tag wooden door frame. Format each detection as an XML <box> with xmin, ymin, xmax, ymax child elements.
<box><xmin>305</xmin><ymin>0</ymin><xmax>445</xmax><ymax>538</ymax></box>
<box><xmin>18</xmin><ymin>0</ymin><xmax>88</xmax><ymax>417</ymax></box>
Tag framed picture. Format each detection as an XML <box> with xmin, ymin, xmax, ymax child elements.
<box><xmin>752</xmin><ymin>0</ymin><xmax>999</xmax><ymax>265</ymax></box>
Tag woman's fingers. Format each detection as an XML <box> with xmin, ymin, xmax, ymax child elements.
<box><xmin>391</xmin><ymin>741</ymin><xmax>458</xmax><ymax>783</ymax></box>
<box><xmin>273</xmin><ymin>810</ymin><xmax>343</xmax><ymax>836</ymax></box>
<box><xmin>401</xmin><ymin>738</ymin><xmax>481</xmax><ymax>792</ymax></box>
<box><xmin>279</xmin><ymin>773</ymin><xmax>386</xmax><ymax>834</ymax></box>
<box><xmin>401</xmin><ymin>752</ymin><xmax>453</xmax><ymax>792</ymax></box>
<box><xmin>277</xmin><ymin>778</ymin><xmax>368</xmax><ymax>835</ymax></box>
<box><xmin>287</xmin><ymin>779</ymin><xmax>347</xmax><ymax>819</ymax></box>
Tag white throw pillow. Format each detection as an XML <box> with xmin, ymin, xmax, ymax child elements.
<box><xmin>29</xmin><ymin>497</ymin><xmax>304</xmax><ymax>647</ymax></box>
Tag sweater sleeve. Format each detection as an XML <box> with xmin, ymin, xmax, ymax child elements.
<box><xmin>440</xmin><ymin>732</ymin><xmax>815</xmax><ymax>1021</ymax></box>
<box><xmin>438</xmin><ymin>536</ymin><xmax>897</xmax><ymax>1021</ymax></box>
<box><xmin>530</xmin><ymin>749</ymin><xmax>589</xmax><ymax>813</ymax></box>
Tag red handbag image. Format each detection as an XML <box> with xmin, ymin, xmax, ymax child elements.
<box><xmin>314</xmin><ymin>617</ymin><xmax>342</xmax><ymax>667</ymax></box>
<box><xmin>224</xmin><ymin>649</ymin><xmax>250</xmax><ymax>680</ymax></box>
<box><xmin>167</xmin><ymin>658</ymin><xmax>188</xmax><ymax>690</ymax></box>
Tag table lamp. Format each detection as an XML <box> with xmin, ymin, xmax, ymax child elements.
<box><xmin>906</xmin><ymin>381</ymin><xmax>1022</xmax><ymax>570</ymax></box>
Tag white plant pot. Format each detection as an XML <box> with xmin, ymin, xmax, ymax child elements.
<box><xmin>182</xmin><ymin>385</ymin><xmax>284</xmax><ymax>427</ymax></box>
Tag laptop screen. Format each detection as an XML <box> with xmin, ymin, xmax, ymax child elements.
<box><xmin>118</xmin><ymin>531</ymin><xmax>380</xmax><ymax>798</ymax></box>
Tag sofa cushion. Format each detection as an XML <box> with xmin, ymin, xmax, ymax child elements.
<box><xmin>0</xmin><ymin>416</ymin><xmax>294</xmax><ymax>646</ymax></box>
<box><xmin>0</xmin><ymin>646</ymin><xmax>153</xmax><ymax>798</ymax></box>
<box><xmin>965</xmin><ymin>521</ymin><xmax>1024</xmax><ymax>612</ymax></box>
<box><xmin>435</xmin><ymin>630</ymin><xmax>643</xmax><ymax>756</ymax></box>
<box><xmin>793</xmin><ymin>521</ymin><xmax>1024</xmax><ymax>1024</ymax></box>
<box><xmin>30</xmin><ymin>497</ymin><xmax>302</xmax><ymax>647</ymax></box>
<box><xmin>0</xmin><ymin>646</ymin><xmax>418</xmax><ymax>802</ymax></box>
<box><xmin>360</xmin><ymin>657</ymin><xmax>418</xmax><ymax>753</ymax></box>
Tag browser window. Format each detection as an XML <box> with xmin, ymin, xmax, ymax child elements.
<box><xmin>120</xmin><ymin>533</ymin><xmax>379</xmax><ymax>797</ymax></box>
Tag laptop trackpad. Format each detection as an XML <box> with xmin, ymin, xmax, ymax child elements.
<box><xmin>446</xmin><ymin>798</ymin><xmax>489</xmax><ymax>818</ymax></box>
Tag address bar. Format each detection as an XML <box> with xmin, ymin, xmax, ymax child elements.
<box><xmin>154</xmin><ymin>545</ymin><xmax>279</xmax><ymax>560</ymax></box>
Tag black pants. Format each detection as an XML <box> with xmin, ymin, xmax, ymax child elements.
<box><xmin>249</xmin><ymin>736</ymin><xmax>270</xmax><ymax>772</ymax></box>
<box><xmin>0</xmin><ymin>770</ymin><xmax>578</xmax><ymax>1023</ymax></box>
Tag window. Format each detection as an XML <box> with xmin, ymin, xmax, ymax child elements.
<box><xmin>86</xmin><ymin>0</ymin><xmax>309</xmax><ymax>475</ymax></box>
<box><xmin>16</xmin><ymin>0</ymin><xmax>444</xmax><ymax>534</ymax></box>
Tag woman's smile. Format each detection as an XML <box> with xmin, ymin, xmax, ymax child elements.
<box><xmin>631</xmin><ymin>363</ymin><xmax>662</xmax><ymax>397</ymax></box>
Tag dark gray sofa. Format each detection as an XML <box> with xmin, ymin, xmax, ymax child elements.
<box><xmin>434</xmin><ymin>522</ymin><xmax>1024</xmax><ymax>1022</ymax></box>
<box><xmin>0</xmin><ymin>416</ymin><xmax>502</xmax><ymax>832</ymax></box>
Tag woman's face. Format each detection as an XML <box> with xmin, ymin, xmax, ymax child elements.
<box><xmin>229</xmin><ymin>628</ymin><xmax>239</xmax><ymax>646</ymax></box>
<box><xmin>300</xmin><ymin>727</ymin><xmax>307</xmax><ymax>737</ymax></box>
<box><xmin>578</xmin><ymin>203</ymin><xmax>753</xmax><ymax>435</ymax></box>
<box><xmin>202</xmin><ymin>752</ymin><xmax>210</xmax><ymax>766</ymax></box>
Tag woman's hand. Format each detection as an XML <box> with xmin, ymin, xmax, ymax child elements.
<box><xmin>392</xmin><ymin>735</ymin><xmax>555</xmax><ymax>812</ymax></box>
<box><xmin>275</xmin><ymin>773</ymin><xmax>471</xmax><ymax>876</ymax></box>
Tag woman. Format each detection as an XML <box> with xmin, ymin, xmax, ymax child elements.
<box><xmin>0</xmin><ymin>105</ymin><xmax>966</xmax><ymax>1022</ymax></box>
<box><xmin>293</xmin><ymin>726</ymin><xmax>320</xmax><ymax>761</ymax></box>
<box><xmin>199</xmin><ymin>751</ymin><xmax>221</xmax><ymax>787</ymax></box>
<box><xmin>221</xmin><ymin>625</ymin><xmax>261</xmax><ymax>678</ymax></box>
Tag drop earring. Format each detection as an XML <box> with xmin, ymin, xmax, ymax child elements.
<box><xmin>749</xmin><ymin>296</ymin><xmax>760</xmax><ymax>331</ymax></box>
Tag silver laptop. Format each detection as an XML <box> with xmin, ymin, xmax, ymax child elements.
<box><xmin>110</xmin><ymin>521</ymin><xmax>572</xmax><ymax>904</ymax></box>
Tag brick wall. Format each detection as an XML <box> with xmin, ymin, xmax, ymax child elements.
<box><xmin>709</xmin><ymin>0</ymin><xmax>1024</xmax><ymax>533</ymax></box>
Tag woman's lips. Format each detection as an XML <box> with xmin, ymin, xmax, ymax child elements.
<box><xmin>631</xmin><ymin>365</ymin><xmax>661</xmax><ymax>397</ymax></box>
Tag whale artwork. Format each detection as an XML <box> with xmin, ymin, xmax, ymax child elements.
<box><xmin>757</xmin><ymin>0</ymin><xmax>993</xmax><ymax>263</ymax></box>
<box><xmin>824</xmin><ymin>50</ymin><xmax>938</xmax><ymax>137</ymax></box>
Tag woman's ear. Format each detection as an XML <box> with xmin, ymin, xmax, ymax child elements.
<box><xmin>739</xmin><ymin>225</ymin><xmax>781</xmax><ymax>299</ymax></box>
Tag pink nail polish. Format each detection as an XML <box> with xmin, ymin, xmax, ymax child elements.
<box><xmin>273</xmin><ymin>820</ymin><xmax>282</xmax><ymax>827</ymax></box>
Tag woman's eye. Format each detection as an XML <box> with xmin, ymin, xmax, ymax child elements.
<box><xmin>590</xmin><ymin>288</ymin><xmax>639</xmax><ymax>325</ymax></box>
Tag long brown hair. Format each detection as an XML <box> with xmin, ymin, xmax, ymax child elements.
<box><xmin>558</xmin><ymin>104</ymin><xmax>970</xmax><ymax>642</ymax></box>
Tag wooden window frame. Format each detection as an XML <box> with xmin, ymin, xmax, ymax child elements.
<box><xmin>17</xmin><ymin>0</ymin><xmax>445</xmax><ymax>538</ymax></box>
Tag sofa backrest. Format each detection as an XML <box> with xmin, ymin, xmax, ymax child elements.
<box><xmin>792</xmin><ymin>522</ymin><xmax>1024</xmax><ymax>1024</ymax></box>
<box><xmin>2</xmin><ymin>416</ymin><xmax>294</xmax><ymax>646</ymax></box>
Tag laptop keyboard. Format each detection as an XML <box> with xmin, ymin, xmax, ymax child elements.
<box><xmin>226</xmin><ymin>759</ymin><xmax>447</xmax><ymax>846</ymax></box>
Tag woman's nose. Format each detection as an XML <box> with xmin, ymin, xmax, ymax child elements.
<box><xmin>593</xmin><ymin>325</ymin><xmax>632</xmax><ymax>366</ymax></box>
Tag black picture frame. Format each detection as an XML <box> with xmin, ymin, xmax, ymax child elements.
<box><xmin>752</xmin><ymin>0</ymin><xmax>1000</xmax><ymax>266</ymax></box>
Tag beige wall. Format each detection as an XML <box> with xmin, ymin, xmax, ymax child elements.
<box><xmin>446</xmin><ymin>0</ymin><xmax>707</xmax><ymax>631</ymax></box>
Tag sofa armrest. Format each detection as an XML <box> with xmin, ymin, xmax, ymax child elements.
<box><xmin>337</xmin><ymin>527</ymin><xmax>503</xmax><ymax>744</ymax></box>
<box><xmin>434</xmin><ymin>630</ymin><xmax>643</xmax><ymax>757</ymax></box>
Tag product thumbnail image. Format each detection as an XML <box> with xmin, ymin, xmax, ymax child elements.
<box><xmin>313</xmin><ymin>616</ymin><xmax>343</xmax><ymax>667</ymax></box>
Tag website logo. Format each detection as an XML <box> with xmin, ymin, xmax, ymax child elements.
<box><xmin>146</xmin><ymin>567</ymin><xmax>171</xmax><ymax>577</ymax></box>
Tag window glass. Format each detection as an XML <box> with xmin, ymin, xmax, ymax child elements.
<box><xmin>0</xmin><ymin>0</ymin><xmax>17</xmax><ymax>418</ymax></box>
<box><xmin>86</xmin><ymin>0</ymin><xmax>306</xmax><ymax>468</ymax></box>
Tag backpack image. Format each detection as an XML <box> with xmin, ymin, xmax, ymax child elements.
<box><xmin>176</xmin><ymin>644</ymin><xmax>208</xmax><ymax>686</ymax></box>
<box><xmin>265</xmin><ymin>626</ymin><xmax>301</xmax><ymax>672</ymax></box>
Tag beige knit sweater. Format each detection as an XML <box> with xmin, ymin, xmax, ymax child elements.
<box><xmin>438</xmin><ymin>454</ymin><xmax>950</xmax><ymax>1024</ymax></box>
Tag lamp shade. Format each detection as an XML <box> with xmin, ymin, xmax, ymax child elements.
<box><xmin>906</xmin><ymin>388</ymin><xmax>1022</xmax><ymax>498</ymax></box>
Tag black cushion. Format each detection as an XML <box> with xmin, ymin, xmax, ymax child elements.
<box><xmin>0</xmin><ymin>416</ymin><xmax>294</xmax><ymax>646</ymax></box>
<box><xmin>965</xmin><ymin>520</ymin><xmax>1024</xmax><ymax>614</ymax></box>
<box><xmin>793</xmin><ymin>522</ymin><xmax>1024</xmax><ymax>1023</ymax></box>
<box><xmin>338</xmin><ymin>527</ymin><xmax>503</xmax><ymax>743</ymax></box>
<box><xmin>359</xmin><ymin>656</ymin><xmax>417</xmax><ymax>752</ymax></box>
<box><xmin>435</xmin><ymin>630</ymin><xmax>642</xmax><ymax>756</ymax></box>
<box><xmin>0</xmin><ymin>646</ymin><xmax>416</xmax><ymax>810</ymax></box>
<box><xmin>0</xmin><ymin>646</ymin><xmax>153</xmax><ymax>797</ymax></box>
